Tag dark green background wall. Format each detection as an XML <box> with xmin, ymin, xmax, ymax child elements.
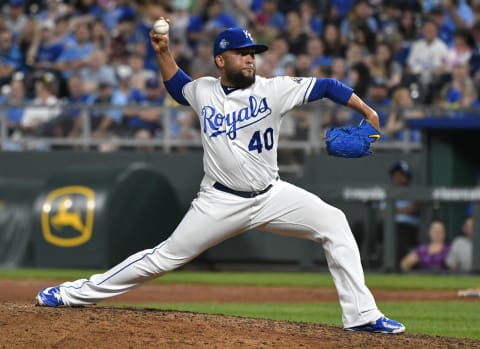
<box><xmin>1</xmin><ymin>151</ymin><xmax>431</xmax><ymax>270</ymax></box>
<box><xmin>2</xmin><ymin>148</ymin><xmax>478</xmax><ymax>271</ymax></box>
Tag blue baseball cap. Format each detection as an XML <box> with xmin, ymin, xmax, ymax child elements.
<box><xmin>213</xmin><ymin>28</ymin><xmax>268</xmax><ymax>57</ymax></box>
<box><xmin>389</xmin><ymin>160</ymin><xmax>412</xmax><ymax>180</ymax></box>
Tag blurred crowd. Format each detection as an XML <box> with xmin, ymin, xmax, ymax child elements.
<box><xmin>1</xmin><ymin>0</ymin><xmax>480</xmax><ymax>151</ymax></box>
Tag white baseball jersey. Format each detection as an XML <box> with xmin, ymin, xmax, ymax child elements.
<box><xmin>183</xmin><ymin>76</ymin><xmax>315</xmax><ymax>191</ymax></box>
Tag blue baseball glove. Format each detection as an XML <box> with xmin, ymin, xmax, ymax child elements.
<box><xmin>325</xmin><ymin>119</ymin><xmax>380</xmax><ymax>158</ymax></box>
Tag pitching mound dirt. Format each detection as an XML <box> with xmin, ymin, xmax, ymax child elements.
<box><xmin>2</xmin><ymin>303</ymin><xmax>479</xmax><ymax>349</ymax></box>
<box><xmin>1</xmin><ymin>280</ymin><xmax>479</xmax><ymax>348</ymax></box>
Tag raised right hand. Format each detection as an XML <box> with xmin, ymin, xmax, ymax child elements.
<box><xmin>149</xmin><ymin>17</ymin><xmax>170</xmax><ymax>54</ymax></box>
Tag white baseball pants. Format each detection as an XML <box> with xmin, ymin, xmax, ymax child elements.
<box><xmin>58</xmin><ymin>179</ymin><xmax>382</xmax><ymax>327</ymax></box>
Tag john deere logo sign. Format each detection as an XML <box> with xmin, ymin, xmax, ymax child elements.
<box><xmin>41</xmin><ymin>186</ymin><xmax>95</xmax><ymax>247</ymax></box>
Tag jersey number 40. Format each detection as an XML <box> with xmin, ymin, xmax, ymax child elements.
<box><xmin>248</xmin><ymin>128</ymin><xmax>274</xmax><ymax>154</ymax></box>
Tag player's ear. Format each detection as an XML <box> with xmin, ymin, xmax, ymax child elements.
<box><xmin>214</xmin><ymin>55</ymin><xmax>224</xmax><ymax>68</ymax></box>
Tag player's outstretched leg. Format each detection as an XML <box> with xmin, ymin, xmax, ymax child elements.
<box><xmin>37</xmin><ymin>187</ymin><xmax>251</xmax><ymax>307</ymax></box>
<box><xmin>254</xmin><ymin>181</ymin><xmax>405</xmax><ymax>333</ymax></box>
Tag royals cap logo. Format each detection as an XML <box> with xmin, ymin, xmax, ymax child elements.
<box><xmin>219</xmin><ymin>38</ymin><xmax>229</xmax><ymax>49</ymax></box>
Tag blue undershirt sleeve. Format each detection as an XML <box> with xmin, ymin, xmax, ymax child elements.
<box><xmin>307</xmin><ymin>78</ymin><xmax>353</xmax><ymax>105</ymax></box>
<box><xmin>164</xmin><ymin>68</ymin><xmax>192</xmax><ymax>106</ymax></box>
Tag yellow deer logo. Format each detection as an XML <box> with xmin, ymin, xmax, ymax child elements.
<box><xmin>41</xmin><ymin>186</ymin><xmax>95</xmax><ymax>247</ymax></box>
<box><xmin>50</xmin><ymin>196</ymin><xmax>86</xmax><ymax>232</ymax></box>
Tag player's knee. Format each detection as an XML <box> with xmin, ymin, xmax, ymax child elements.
<box><xmin>311</xmin><ymin>205</ymin><xmax>349</xmax><ymax>233</ymax></box>
<box><xmin>323</xmin><ymin>205</ymin><xmax>348</xmax><ymax>223</ymax></box>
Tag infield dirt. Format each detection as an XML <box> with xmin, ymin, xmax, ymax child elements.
<box><xmin>1</xmin><ymin>280</ymin><xmax>479</xmax><ymax>349</ymax></box>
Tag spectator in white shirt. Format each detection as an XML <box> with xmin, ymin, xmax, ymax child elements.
<box><xmin>447</xmin><ymin>216</ymin><xmax>473</xmax><ymax>272</ymax></box>
<box><xmin>406</xmin><ymin>19</ymin><xmax>448</xmax><ymax>86</ymax></box>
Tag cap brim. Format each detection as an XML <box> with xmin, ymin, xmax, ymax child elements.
<box><xmin>217</xmin><ymin>43</ymin><xmax>269</xmax><ymax>56</ymax></box>
<box><xmin>237</xmin><ymin>43</ymin><xmax>269</xmax><ymax>54</ymax></box>
<box><xmin>252</xmin><ymin>44</ymin><xmax>269</xmax><ymax>54</ymax></box>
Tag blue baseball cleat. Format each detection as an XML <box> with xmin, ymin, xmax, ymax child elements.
<box><xmin>36</xmin><ymin>286</ymin><xmax>64</xmax><ymax>307</ymax></box>
<box><xmin>346</xmin><ymin>316</ymin><xmax>405</xmax><ymax>334</ymax></box>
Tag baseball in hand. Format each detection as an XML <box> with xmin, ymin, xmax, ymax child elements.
<box><xmin>153</xmin><ymin>19</ymin><xmax>169</xmax><ymax>35</ymax></box>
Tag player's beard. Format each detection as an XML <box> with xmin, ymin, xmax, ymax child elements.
<box><xmin>225</xmin><ymin>68</ymin><xmax>256</xmax><ymax>89</ymax></box>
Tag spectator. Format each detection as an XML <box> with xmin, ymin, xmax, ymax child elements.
<box><xmin>126</xmin><ymin>52</ymin><xmax>156</xmax><ymax>91</ymax></box>
<box><xmin>340</xmin><ymin>0</ymin><xmax>378</xmax><ymax>45</ymax></box>
<box><xmin>474</xmin><ymin>0</ymin><xmax>480</xmax><ymax>23</ymax></box>
<box><xmin>0</xmin><ymin>29</ymin><xmax>23</xmax><ymax>87</ymax></box>
<box><xmin>269</xmin><ymin>35</ymin><xmax>295</xmax><ymax>76</ymax></box>
<box><xmin>109</xmin><ymin>12</ymin><xmax>138</xmax><ymax>66</ymax></box>
<box><xmin>56</xmin><ymin>21</ymin><xmax>94</xmax><ymax>80</ymax></box>
<box><xmin>219</xmin><ymin>0</ymin><xmax>256</xmax><ymax>29</ymax></box>
<box><xmin>368</xmin><ymin>41</ymin><xmax>403</xmax><ymax>90</ymax></box>
<box><xmin>347</xmin><ymin>61</ymin><xmax>371</xmax><ymax>99</ymax></box>
<box><xmin>4</xmin><ymin>0</ymin><xmax>29</xmax><ymax>42</ymax></box>
<box><xmin>71</xmin><ymin>0</ymin><xmax>101</xmax><ymax>23</ymax></box>
<box><xmin>256</xmin><ymin>49</ymin><xmax>279</xmax><ymax>78</ymax></box>
<box><xmin>376</xmin><ymin>1</ymin><xmax>401</xmax><ymax>40</ymax></box>
<box><xmin>166</xmin><ymin>0</ymin><xmax>192</xmax><ymax>43</ymax></box>
<box><xmin>36</xmin><ymin>0</ymin><xmax>72</xmax><ymax>22</ymax></box>
<box><xmin>134</xmin><ymin>1</ymin><xmax>170</xmax><ymax>73</ymax></box>
<box><xmin>96</xmin><ymin>0</ymin><xmax>136</xmax><ymax>31</ymax></box>
<box><xmin>406</xmin><ymin>18</ymin><xmax>449</xmax><ymax>103</ymax></box>
<box><xmin>447</xmin><ymin>216</ymin><xmax>474</xmax><ymax>272</ymax></box>
<box><xmin>329</xmin><ymin>57</ymin><xmax>349</xmax><ymax>84</ymax></box>
<box><xmin>387</xmin><ymin>32</ymin><xmax>411</xmax><ymax>68</ymax></box>
<box><xmin>121</xmin><ymin>77</ymin><xmax>164</xmax><ymax>145</ymax></box>
<box><xmin>90</xmin><ymin>18</ymin><xmax>112</xmax><ymax>57</ymax></box>
<box><xmin>78</xmin><ymin>49</ymin><xmax>116</xmax><ymax>94</ymax></box>
<box><xmin>169</xmin><ymin>38</ymin><xmax>193</xmax><ymax>76</ymax></box>
<box><xmin>397</xmin><ymin>9</ymin><xmax>419</xmax><ymax>42</ymax></box>
<box><xmin>400</xmin><ymin>219</ymin><xmax>450</xmax><ymax>272</ymax></box>
<box><xmin>40</xmin><ymin>73</ymin><xmax>93</xmax><ymax>140</ymax></box>
<box><xmin>115</xmin><ymin>64</ymin><xmax>144</xmax><ymax>106</ymax></box>
<box><xmin>388</xmin><ymin>160</ymin><xmax>422</xmax><ymax>259</ymax></box>
<box><xmin>438</xmin><ymin>62</ymin><xmax>477</xmax><ymax>111</ymax></box>
<box><xmin>429</xmin><ymin>5</ymin><xmax>455</xmax><ymax>46</ymax></box>
<box><xmin>443</xmin><ymin>0</ymin><xmax>475</xmax><ymax>30</ymax></box>
<box><xmin>16</xmin><ymin>17</ymin><xmax>38</xmax><ymax>71</ymax></box>
<box><xmin>53</xmin><ymin>14</ymin><xmax>76</xmax><ymax>48</ymax></box>
<box><xmin>20</xmin><ymin>72</ymin><xmax>62</xmax><ymax>137</ymax></box>
<box><xmin>171</xmin><ymin>110</ymin><xmax>201</xmax><ymax>152</ymax></box>
<box><xmin>186</xmin><ymin>0</ymin><xmax>237</xmax><ymax>49</ymax></box>
<box><xmin>328</xmin><ymin>0</ymin><xmax>355</xmax><ymax>22</ymax></box>
<box><xmin>254</xmin><ymin>0</ymin><xmax>286</xmax><ymax>35</ymax></box>
<box><xmin>282</xmin><ymin>11</ymin><xmax>309</xmax><ymax>55</ymax></box>
<box><xmin>293</xmin><ymin>53</ymin><xmax>312</xmax><ymax>76</ymax></box>
<box><xmin>360</xmin><ymin>77</ymin><xmax>391</xmax><ymax>129</ymax></box>
<box><xmin>351</xmin><ymin>22</ymin><xmax>377</xmax><ymax>54</ymax></box>
<box><xmin>371</xmin><ymin>160</ymin><xmax>422</xmax><ymax>266</ymax></box>
<box><xmin>298</xmin><ymin>1</ymin><xmax>322</xmax><ymax>37</ymax></box>
<box><xmin>306</xmin><ymin>36</ymin><xmax>332</xmax><ymax>72</ymax></box>
<box><xmin>26</xmin><ymin>19</ymin><xmax>64</xmax><ymax>74</ymax></box>
<box><xmin>345</xmin><ymin>42</ymin><xmax>369</xmax><ymax>68</ymax></box>
<box><xmin>69</xmin><ymin>77</ymin><xmax>127</xmax><ymax>146</ymax></box>
<box><xmin>321</xmin><ymin>22</ymin><xmax>346</xmax><ymax>58</ymax></box>
<box><xmin>443</xmin><ymin>28</ymin><xmax>475</xmax><ymax>72</ymax></box>
<box><xmin>469</xmin><ymin>21</ymin><xmax>480</xmax><ymax>77</ymax></box>
<box><xmin>189</xmin><ymin>40</ymin><xmax>217</xmax><ymax>79</ymax></box>
<box><xmin>0</xmin><ymin>72</ymin><xmax>26</xmax><ymax>138</ymax></box>
<box><xmin>384</xmin><ymin>86</ymin><xmax>424</xmax><ymax>142</ymax></box>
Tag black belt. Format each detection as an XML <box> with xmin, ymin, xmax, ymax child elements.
<box><xmin>213</xmin><ymin>182</ymin><xmax>273</xmax><ymax>198</ymax></box>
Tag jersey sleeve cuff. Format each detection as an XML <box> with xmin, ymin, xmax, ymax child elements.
<box><xmin>164</xmin><ymin>68</ymin><xmax>192</xmax><ymax>106</ymax></box>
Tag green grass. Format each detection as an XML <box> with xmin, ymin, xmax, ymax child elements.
<box><xmin>1</xmin><ymin>269</ymin><xmax>479</xmax><ymax>290</ymax></box>
<box><xmin>111</xmin><ymin>301</ymin><xmax>480</xmax><ymax>340</ymax></box>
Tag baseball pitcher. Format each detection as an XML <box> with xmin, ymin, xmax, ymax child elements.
<box><xmin>37</xmin><ymin>20</ymin><xmax>405</xmax><ymax>334</ymax></box>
